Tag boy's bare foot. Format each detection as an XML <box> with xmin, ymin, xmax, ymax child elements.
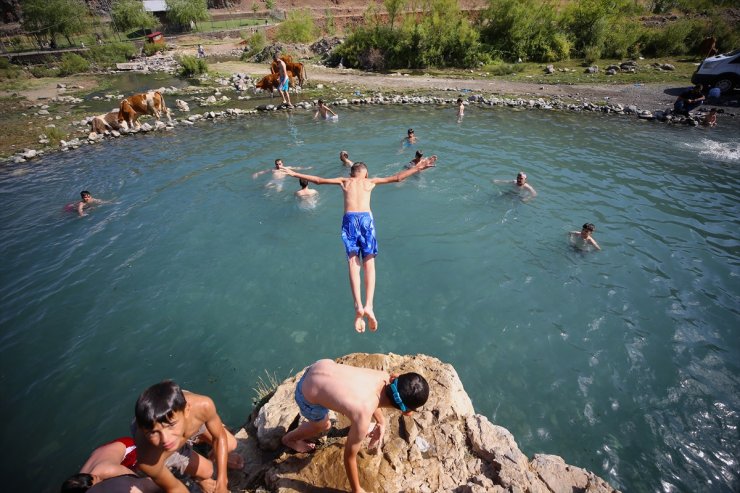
<box><xmin>364</xmin><ymin>305</ymin><xmax>378</xmax><ymax>332</ymax></box>
<box><xmin>354</xmin><ymin>305</ymin><xmax>365</xmax><ymax>333</ymax></box>
<box><xmin>282</xmin><ymin>436</ymin><xmax>317</xmax><ymax>453</ymax></box>
<box><xmin>228</xmin><ymin>452</ymin><xmax>245</xmax><ymax>470</ymax></box>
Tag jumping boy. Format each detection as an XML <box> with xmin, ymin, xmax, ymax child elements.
<box><xmin>132</xmin><ymin>380</ymin><xmax>243</xmax><ymax>493</ymax></box>
<box><xmin>569</xmin><ymin>223</ymin><xmax>601</xmax><ymax>251</ymax></box>
<box><xmin>281</xmin><ymin>359</ymin><xmax>430</xmax><ymax>493</ymax></box>
<box><xmin>280</xmin><ymin>156</ymin><xmax>437</xmax><ymax>333</ymax></box>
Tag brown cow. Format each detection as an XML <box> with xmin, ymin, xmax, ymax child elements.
<box><xmin>90</xmin><ymin>110</ymin><xmax>128</xmax><ymax>134</ymax></box>
<box><xmin>256</xmin><ymin>73</ymin><xmax>295</xmax><ymax>96</ymax></box>
<box><xmin>270</xmin><ymin>56</ymin><xmax>307</xmax><ymax>86</ymax></box>
<box><xmin>118</xmin><ymin>91</ymin><xmax>172</xmax><ymax>130</ymax></box>
<box><xmin>698</xmin><ymin>36</ymin><xmax>718</xmax><ymax>59</ymax></box>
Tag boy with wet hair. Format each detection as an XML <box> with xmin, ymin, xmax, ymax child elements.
<box><xmin>569</xmin><ymin>223</ymin><xmax>601</xmax><ymax>251</ymax></box>
<box><xmin>339</xmin><ymin>150</ymin><xmax>353</xmax><ymax>167</ymax></box>
<box><xmin>281</xmin><ymin>359</ymin><xmax>430</xmax><ymax>493</ymax></box>
<box><xmin>314</xmin><ymin>99</ymin><xmax>337</xmax><ymax>119</ymax></box>
<box><xmin>66</xmin><ymin>191</ymin><xmax>105</xmax><ymax>217</ymax></box>
<box><xmin>280</xmin><ymin>156</ymin><xmax>437</xmax><ymax>333</ymax></box>
<box><xmin>133</xmin><ymin>381</ymin><xmax>242</xmax><ymax>493</ymax></box>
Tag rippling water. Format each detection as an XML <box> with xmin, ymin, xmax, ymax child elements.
<box><xmin>1</xmin><ymin>105</ymin><xmax>738</xmax><ymax>492</ymax></box>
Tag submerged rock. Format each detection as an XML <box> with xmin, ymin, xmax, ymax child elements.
<box><xmin>228</xmin><ymin>353</ymin><xmax>620</xmax><ymax>493</ymax></box>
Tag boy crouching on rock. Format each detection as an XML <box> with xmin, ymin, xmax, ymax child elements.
<box><xmin>282</xmin><ymin>359</ymin><xmax>430</xmax><ymax>493</ymax></box>
<box><xmin>133</xmin><ymin>380</ymin><xmax>243</xmax><ymax>493</ymax></box>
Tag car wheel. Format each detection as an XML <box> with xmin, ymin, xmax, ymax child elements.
<box><xmin>715</xmin><ymin>76</ymin><xmax>735</xmax><ymax>93</ymax></box>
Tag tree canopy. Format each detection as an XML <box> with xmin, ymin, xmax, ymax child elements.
<box><xmin>111</xmin><ymin>0</ymin><xmax>158</xmax><ymax>33</ymax></box>
<box><xmin>166</xmin><ymin>0</ymin><xmax>208</xmax><ymax>30</ymax></box>
<box><xmin>20</xmin><ymin>0</ymin><xmax>87</xmax><ymax>43</ymax></box>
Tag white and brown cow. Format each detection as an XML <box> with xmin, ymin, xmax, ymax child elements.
<box><xmin>90</xmin><ymin>110</ymin><xmax>128</xmax><ymax>134</ymax></box>
<box><xmin>118</xmin><ymin>91</ymin><xmax>172</xmax><ymax>130</ymax></box>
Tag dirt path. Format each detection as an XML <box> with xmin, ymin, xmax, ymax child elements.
<box><xmin>215</xmin><ymin>61</ymin><xmax>678</xmax><ymax>110</ymax></box>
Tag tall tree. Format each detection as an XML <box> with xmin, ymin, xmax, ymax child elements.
<box><xmin>111</xmin><ymin>0</ymin><xmax>157</xmax><ymax>33</ymax></box>
<box><xmin>21</xmin><ymin>0</ymin><xmax>87</xmax><ymax>47</ymax></box>
<box><xmin>166</xmin><ymin>0</ymin><xmax>208</xmax><ymax>31</ymax></box>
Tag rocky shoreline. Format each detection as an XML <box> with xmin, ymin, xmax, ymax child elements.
<box><xmin>225</xmin><ymin>353</ymin><xmax>620</xmax><ymax>493</ymax></box>
<box><xmin>6</xmin><ymin>74</ymin><xmax>727</xmax><ymax>165</ymax></box>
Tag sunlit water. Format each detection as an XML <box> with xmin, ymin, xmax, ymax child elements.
<box><xmin>1</xmin><ymin>105</ymin><xmax>738</xmax><ymax>492</ymax></box>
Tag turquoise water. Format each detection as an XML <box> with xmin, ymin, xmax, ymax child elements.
<box><xmin>1</xmin><ymin>105</ymin><xmax>738</xmax><ymax>492</ymax></box>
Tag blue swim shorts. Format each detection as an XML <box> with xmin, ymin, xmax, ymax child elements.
<box><xmin>341</xmin><ymin>212</ymin><xmax>378</xmax><ymax>260</ymax></box>
<box><xmin>295</xmin><ymin>369</ymin><xmax>329</xmax><ymax>422</ymax></box>
<box><xmin>279</xmin><ymin>76</ymin><xmax>289</xmax><ymax>92</ymax></box>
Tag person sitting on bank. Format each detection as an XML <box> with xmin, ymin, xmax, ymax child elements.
<box><xmin>674</xmin><ymin>85</ymin><xmax>705</xmax><ymax>116</ymax></box>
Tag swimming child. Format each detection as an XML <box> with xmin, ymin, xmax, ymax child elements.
<box><xmin>494</xmin><ymin>171</ymin><xmax>537</xmax><ymax>201</ymax></box>
<box><xmin>60</xmin><ymin>437</ymin><xmax>143</xmax><ymax>493</ymax></box>
<box><xmin>252</xmin><ymin>159</ymin><xmax>311</xmax><ymax>192</ymax></box>
<box><xmin>569</xmin><ymin>223</ymin><xmax>601</xmax><ymax>251</ymax></box>
<box><xmin>66</xmin><ymin>191</ymin><xmax>105</xmax><ymax>217</ymax></box>
<box><xmin>339</xmin><ymin>150</ymin><xmax>353</xmax><ymax>167</ymax></box>
<box><xmin>457</xmin><ymin>98</ymin><xmax>464</xmax><ymax>119</ymax></box>
<box><xmin>402</xmin><ymin>128</ymin><xmax>417</xmax><ymax>144</ymax></box>
<box><xmin>314</xmin><ymin>99</ymin><xmax>337</xmax><ymax>120</ymax></box>
<box><xmin>702</xmin><ymin>108</ymin><xmax>717</xmax><ymax>127</ymax></box>
<box><xmin>281</xmin><ymin>359</ymin><xmax>430</xmax><ymax>493</ymax></box>
<box><xmin>405</xmin><ymin>150</ymin><xmax>425</xmax><ymax>169</ymax></box>
<box><xmin>133</xmin><ymin>380</ymin><xmax>243</xmax><ymax>493</ymax></box>
<box><xmin>280</xmin><ymin>156</ymin><xmax>437</xmax><ymax>333</ymax></box>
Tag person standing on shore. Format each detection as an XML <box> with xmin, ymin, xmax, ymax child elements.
<box><xmin>273</xmin><ymin>54</ymin><xmax>293</xmax><ymax>107</ymax></box>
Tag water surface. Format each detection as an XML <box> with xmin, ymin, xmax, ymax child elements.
<box><xmin>0</xmin><ymin>105</ymin><xmax>738</xmax><ymax>492</ymax></box>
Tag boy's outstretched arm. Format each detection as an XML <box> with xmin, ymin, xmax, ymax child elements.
<box><xmin>280</xmin><ymin>166</ymin><xmax>344</xmax><ymax>185</ymax></box>
<box><xmin>372</xmin><ymin>155</ymin><xmax>437</xmax><ymax>185</ymax></box>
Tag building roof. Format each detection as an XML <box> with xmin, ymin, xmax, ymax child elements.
<box><xmin>142</xmin><ymin>0</ymin><xmax>168</xmax><ymax>12</ymax></box>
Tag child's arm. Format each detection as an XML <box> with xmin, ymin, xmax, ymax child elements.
<box><xmin>372</xmin><ymin>155</ymin><xmax>437</xmax><ymax>185</ymax></box>
<box><xmin>523</xmin><ymin>184</ymin><xmax>537</xmax><ymax>197</ymax></box>
<box><xmin>137</xmin><ymin>459</ymin><xmax>189</xmax><ymax>493</ymax></box>
<box><xmin>251</xmin><ymin>169</ymin><xmax>270</xmax><ymax>179</ymax></box>
<box><xmin>77</xmin><ymin>202</ymin><xmax>86</xmax><ymax>216</ymax></box>
<box><xmin>281</xmin><ymin>167</ymin><xmax>344</xmax><ymax>185</ymax></box>
<box><xmin>202</xmin><ymin>400</ymin><xmax>230</xmax><ymax>493</ymax></box>
<box><xmin>588</xmin><ymin>237</ymin><xmax>601</xmax><ymax>251</ymax></box>
<box><xmin>344</xmin><ymin>421</ymin><xmax>369</xmax><ymax>493</ymax></box>
<box><xmin>493</xmin><ymin>179</ymin><xmax>514</xmax><ymax>184</ymax></box>
<box><xmin>367</xmin><ymin>407</ymin><xmax>385</xmax><ymax>452</ymax></box>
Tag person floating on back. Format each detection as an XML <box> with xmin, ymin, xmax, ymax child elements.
<box><xmin>314</xmin><ymin>99</ymin><xmax>337</xmax><ymax>120</ymax></box>
<box><xmin>66</xmin><ymin>191</ymin><xmax>105</xmax><ymax>217</ymax></box>
<box><xmin>133</xmin><ymin>380</ymin><xmax>243</xmax><ymax>493</ymax></box>
<box><xmin>281</xmin><ymin>358</ymin><xmax>430</xmax><ymax>493</ymax></box>
<box><xmin>569</xmin><ymin>223</ymin><xmax>601</xmax><ymax>251</ymax></box>
<box><xmin>280</xmin><ymin>156</ymin><xmax>437</xmax><ymax>333</ymax></box>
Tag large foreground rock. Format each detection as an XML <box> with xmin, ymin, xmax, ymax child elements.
<box><xmin>228</xmin><ymin>353</ymin><xmax>620</xmax><ymax>493</ymax></box>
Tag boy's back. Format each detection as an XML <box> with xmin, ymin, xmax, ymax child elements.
<box><xmin>302</xmin><ymin>359</ymin><xmax>386</xmax><ymax>419</ymax></box>
<box><xmin>341</xmin><ymin>176</ymin><xmax>375</xmax><ymax>213</ymax></box>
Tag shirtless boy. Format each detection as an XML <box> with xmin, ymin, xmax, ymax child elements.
<box><xmin>339</xmin><ymin>151</ymin><xmax>353</xmax><ymax>167</ymax></box>
<box><xmin>133</xmin><ymin>381</ymin><xmax>242</xmax><ymax>493</ymax></box>
<box><xmin>273</xmin><ymin>54</ymin><xmax>292</xmax><ymax>107</ymax></box>
<box><xmin>295</xmin><ymin>178</ymin><xmax>318</xmax><ymax>201</ymax></box>
<box><xmin>314</xmin><ymin>99</ymin><xmax>337</xmax><ymax>120</ymax></box>
<box><xmin>281</xmin><ymin>156</ymin><xmax>437</xmax><ymax>332</ymax></box>
<box><xmin>457</xmin><ymin>98</ymin><xmax>465</xmax><ymax>119</ymax></box>
<box><xmin>282</xmin><ymin>359</ymin><xmax>429</xmax><ymax>493</ymax></box>
<box><xmin>67</xmin><ymin>191</ymin><xmax>105</xmax><ymax>217</ymax></box>
<box><xmin>402</xmin><ymin>128</ymin><xmax>417</xmax><ymax>144</ymax></box>
<box><xmin>252</xmin><ymin>159</ymin><xmax>311</xmax><ymax>192</ymax></box>
<box><xmin>569</xmin><ymin>223</ymin><xmax>601</xmax><ymax>251</ymax></box>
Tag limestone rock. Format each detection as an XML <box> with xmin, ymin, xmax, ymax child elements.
<box><xmin>175</xmin><ymin>99</ymin><xmax>190</xmax><ymax>112</ymax></box>
<box><xmin>228</xmin><ymin>353</ymin><xmax>618</xmax><ymax>493</ymax></box>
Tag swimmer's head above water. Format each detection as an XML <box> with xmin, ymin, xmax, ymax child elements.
<box><xmin>516</xmin><ymin>172</ymin><xmax>527</xmax><ymax>184</ymax></box>
<box><xmin>415</xmin><ymin>150</ymin><xmax>423</xmax><ymax>159</ymax></box>
<box><xmin>80</xmin><ymin>191</ymin><xmax>91</xmax><ymax>201</ymax></box>
<box><xmin>582</xmin><ymin>223</ymin><xmax>595</xmax><ymax>234</ymax></box>
<box><xmin>275</xmin><ymin>159</ymin><xmax>283</xmax><ymax>169</ymax></box>
<box><xmin>350</xmin><ymin>162</ymin><xmax>368</xmax><ymax>177</ymax></box>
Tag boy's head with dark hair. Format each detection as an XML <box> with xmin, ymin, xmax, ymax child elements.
<box><xmin>317</xmin><ymin>99</ymin><xmax>324</xmax><ymax>105</ymax></box>
<box><xmin>274</xmin><ymin>158</ymin><xmax>283</xmax><ymax>168</ymax></box>
<box><xmin>407</xmin><ymin>128</ymin><xmax>414</xmax><ymax>136</ymax></box>
<box><xmin>81</xmin><ymin>191</ymin><xmax>91</xmax><ymax>200</ymax></box>
<box><xmin>299</xmin><ymin>178</ymin><xmax>309</xmax><ymax>189</ymax></box>
<box><xmin>582</xmin><ymin>223</ymin><xmax>595</xmax><ymax>233</ymax></box>
<box><xmin>457</xmin><ymin>98</ymin><xmax>463</xmax><ymax>104</ymax></box>
<box><xmin>350</xmin><ymin>162</ymin><xmax>368</xmax><ymax>178</ymax></box>
<box><xmin>385</xmin><ymin>372</ymin><xmax>429</xmax><ymax>412</ymax></box>
<box><xmin>60</xmin><ymin>473</ymin><xmax>95</xmax><ymax>493</ymax></box>
<box><xmin>135</xmin><ymin>380</ymin><xmax>187</xmax><ymax>431</ymax></box>
<box><xmin>415</xmin><ymin>150</ymin><xmax>423</xmax><ymax>159</ymax></box>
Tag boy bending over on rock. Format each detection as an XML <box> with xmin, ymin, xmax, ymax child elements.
<box><xmin>280</xmin><ymin>156</ymin><xmax>437</xmax><ymax>333</ymax></box>
<box><xmin>282</xmin><ymin>359</ymin><xmax>429</xmax><ymax>493</ymax></box>
<box><xmin>133</xmin><ymin>380</ymin><xmax>243</xmax><ymax>493</ymax></box>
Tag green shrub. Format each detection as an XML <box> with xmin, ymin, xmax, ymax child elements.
<box><xmin>85</xmin><ymin>42</ymin><xmax>137</xmax><ymax>67</ymax></box>
<box><xmin>265</xmin><ymin>0</ymin><xmax>274</xmax><ymax>8</ymax></box>
<box><xmin>29</xmin><ymin>65</ymin><xmax>59</xmax><ymax>78</ymax></box>
<box><xmin>602</xmin><ymin>19</ymin><xmax>644</xmax><ymax>59</ymax></box>
<box><xmin>143</xmin><ymin>42</ymin><xmax>167</xmax><ymax>56</ymax></box>
<box><xmin>583</xmin><ymin>45</ymin><xmax>601</xmax><ymax>65</ymax></box>
<box><xmin>641</xmin><ymin>19</ymin><xmax>700</xmax><ymax>57</ymax></box>
<box><xmin>276</xmin><ymin>9</ymin><xmax>317</xmax><ymax>43</ymax></box>
<box><xmin>58</xmin><ymin>53</ymin><xmax>90</xmax><ymax>75</ymax></box>
<box><xmin>178</xmin><ymin>54</ymin><xmax>208</xmax><ymax>76</ymax></box>
<box><xmin>45</xmin><ymin>126</ymin><xmax>66</xmax><ymax>145</ymax></box>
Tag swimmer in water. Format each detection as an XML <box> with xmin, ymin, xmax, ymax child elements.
<box><xmin>66</xmin><ymin>191</ymin><xmax>105</xmax><ymax>217</ymax></box>
<box><xmin>295</xmin><ymin>178</ymin><xmax>319</xmax><ymax>208</ymax></box>
<box><xmin>568</xmin><ymin>223</ymin><xmax>601</xmax><ymax>251</ymax></box>
<box><xmin>314</xmin><ymin>99</ymin><xmax>337</xmax><ymax>120</ymax></box>
<box><xmin>340</xmin><ymin>150</ymin><xmax>353</xmax><ymax>167</ymax></box>
<box><xmin>252</xmin><ymin>159</ymin><xmax>311</xmax><ymax>192</ymax></box>
<box><xmin>402</xmin><ymin>128</ymin><xmax>417</xmax><ymax>145</ymax></box>
<box><xmin>405</xmin><ymin>150</ymin><xmax>426</xmax><ymax>169</ymax></box>
<box><xmin>702</xmin><ymin>108</ymin><xmax>717</xmax><ymax>127</ymax></box>
<box><xmin>494</xmin><ymin>171</ymin><xmax>537</xmax><ymax>201</ymax></box>
<box><xmin>456</xmin><ymin>98</ymin><xmax>464</xmax><ymax>119</ymax></box>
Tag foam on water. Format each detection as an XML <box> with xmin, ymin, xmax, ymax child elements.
<box><xmin>684</xmin><ymin>138</ymin><xmax>740</xmax><ymax>162</ymax></box>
